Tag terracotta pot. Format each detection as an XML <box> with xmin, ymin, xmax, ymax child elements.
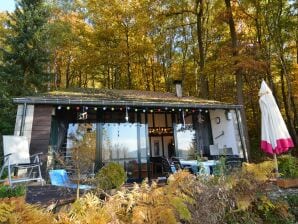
<box><xmin>276</xmin><ymin>178</ymin><xmax>298</xmax><ymax>188</ymax></box>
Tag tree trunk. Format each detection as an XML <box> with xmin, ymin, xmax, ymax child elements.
<box><xmin>279</xmin><ymin>56</ymin><xmax>298</xmax><ymax>146</ymax></box>
<box><xmin>224</xmin><ymin>0</ymin><xmax>251</xmax><ymax>159</ymax></box>
<box><xmin>196</xmin><ymin>0</ymin><xmax>209</xmax><ymax>99</ymax></box>
<box><xmin>65</xmin><ymin>54</ymin><xmax>71</xmax><ymax>88</ymax></box>
<box><xmin>125</xmin><ymin>27</ymin><xmax>132</xmax><ymax>89</ymax></box>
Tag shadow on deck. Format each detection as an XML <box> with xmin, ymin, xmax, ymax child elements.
<box><xmin>26</xmin><ymin>185</ymin><xmax>78</xmax><ymax>208</ymax></box>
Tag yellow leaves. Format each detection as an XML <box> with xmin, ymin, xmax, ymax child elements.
<box><xmin>235</xmin><ymin>194</ymin><xmax>253</xmax><ymax>211</ymax></box>
<box><xmin>0</xmin><ymin>202</ymin><xmax>14</xmax><ymax>223</ymax></box>
<box><xmin>242</xmin><ymin>160</ymin><xmax>275</xmax><ymax>182</ymax></box>
<box><xmin>0</xmin><ymin>198</ymin><xmax>54</xmax><ymax>224</ymax></box>
<box><xmin>59</xmin><ymin>193</ymin><xmax>111</xmax><ymax>224</ymax></box>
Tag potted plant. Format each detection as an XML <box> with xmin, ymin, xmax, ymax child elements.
<box><xmin>276</xmin><ymin>155</ymin><xmax>298</xmax><ymax>188</ymax></box>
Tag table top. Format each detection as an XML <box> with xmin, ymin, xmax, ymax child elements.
<box><xmin>179</xmin><ymin>159</ymin><xmax>219</xmax><ymax>174</ymax></box>
<box><xmin>180</xmin><ymin>159</ymin><xmax>217</xmax><ymax>166</ymax></box>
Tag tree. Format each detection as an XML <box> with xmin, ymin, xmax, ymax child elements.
<box><xmin>0</xmin><ymin>0</ymin><xmax>51</xmax><ymax>95</ymax></box>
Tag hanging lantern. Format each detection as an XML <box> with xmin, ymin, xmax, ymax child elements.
<box><xmin>103</xmin><ymin>107</ymin><xmax>106</xmax><ymax>111</ymax></box>
<box><xmin>150</xmin><ymin>109</ymin><xmax>153</xmax><ymax>113</ymax></box>
<box><xmin>94</xmin><ymin>107</ymin><xmax>98</xmax><ymax>111</ymax></box>
<box><xmin>205</xmin><ymin>110</ymin><xmax>208</xmax><ymax>113</ymax></box>
<box><xmin>142</xmin><ymin>109</ymin><xmax>146</xmax><ymax>113</ymax></box>
<box><xmin>119</xmin><ymin>107</ymin><xmax>123</xmax><ymax>111</ymax></box>
<box><xmin>57</xmin><ymin>106</ymin><xmax>62</xmax><ymax>110</ymax></box>
<box><xmin>66</xmin><ymin>106</ymin><xmax>70</xmax><ymax>110</ymax></box>
<box><xmin>157</xmin><ymin>108</ymin><xmax>161</xmax><ymax>112</ymax></box>
<box><xmin>135</xmin><ymin>108</ymin><xmax>138</xmax><ymax>112</ymax></box>
<box><xmin>76</xmin><ymin>106</ymin><xmax>80</xmax><ymax>111</ymax></box>
<box><xmin>185</xmin><ymin>108</ymin><xmax>189</xmax><ymax>112</ymax></box>
<box><xmin>172</xmin><ymin>108</ymin><xmax>175</xmax><ymax>111</ymax></box>
<box><xmin>85</xmin><ymin>106</ymin><xmax>88</xmax><ymax>110</ymax></box>
<box><xmin>111</xmin><ymin>107</ymin><xmax>115</xmax><ymax>111</ymax></box>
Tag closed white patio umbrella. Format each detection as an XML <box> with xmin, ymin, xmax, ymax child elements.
<box><xmin>258</xmin><ymin>80</ymin><xmax>294</xmax><ymax>175</ymax></box>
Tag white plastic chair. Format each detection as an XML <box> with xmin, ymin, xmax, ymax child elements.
<box><xmin>0</xmin><ymin>135</ymin><xmax>44</xmax><ymax>186</ymax></box>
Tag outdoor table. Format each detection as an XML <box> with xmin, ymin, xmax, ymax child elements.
<box><xmin>179</xmin><ymin>159</ymin><xmax>218</xmax><ymax>174</ymax></box>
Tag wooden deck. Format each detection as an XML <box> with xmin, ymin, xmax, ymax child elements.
<box><xmin>26</xmin><ymin>185</ymin><xmax>78</xmax><ymax>208</ymax></box>
<box><xmin>25</xmin><ymin>179</ymin><xmax>167</xmax><ymax>209</ymax></box>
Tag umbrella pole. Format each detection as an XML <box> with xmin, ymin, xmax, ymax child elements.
<box><xmin>273</xmin><ymin>153</ymin><xmax>279</xmax><ymax>178</ymax></box>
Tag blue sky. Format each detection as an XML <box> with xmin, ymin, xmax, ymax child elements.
<box><xmin>0</xmin><ymin>0</ymin><xmax>15</xmax><ymax>12</ymax></box>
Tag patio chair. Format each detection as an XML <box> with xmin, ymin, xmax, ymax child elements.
<box><xmin>48</xmin><ymin>169</ymin><xmax>93</xmax><ymax>190</ymax></box>
<box><xmin>0</xmin><ymin>135</ymin><xmax>44</xmax><ymax>186</ymax></box>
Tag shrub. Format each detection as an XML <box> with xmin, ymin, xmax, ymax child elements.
<box><xmin>0</xmin><ymin>185</ymin><xmax>26</xmax><ymax>198</ymax></box>
<box><xmin>56</xmin><ymin>193</ymin><xmax>111</xmax><ymax>224</ymax></box>
<box><xmin>278</xmin><ymin>155</ymin><xmax>298</xmax><ymax>178</ymax></box>
<box><xmin>104</xmin><ymin>171</ymin><xmax>193</xmax><ymax>224</ymax></box>
<box><xmin>95</xmin><ymin>162</ymin><xmax>126</xmax><ymax>190</ymax></box>
<box><xmin>286</xmin><ymin>194</ymin><xmax>298</xmax><ymax>220</ymax></box>
<box><xmin>0</xmin><ymin>197</ymin><xmax>54</xmax><ymax>224</ymax></box>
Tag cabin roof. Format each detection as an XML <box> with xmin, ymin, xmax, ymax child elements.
<box><xmin>13</xmin><ymin>88</ymin><xmax>242</xmax><ymax>109</ymax></box>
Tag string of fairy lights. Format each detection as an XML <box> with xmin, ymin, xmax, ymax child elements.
<box><xmin>56</xmin><ymin>105</ymin><xmax>210</xmax><ymax>114</ymax></box>
<box><xmin>56</xmin><ymin>105</ymin><xmax>210</xmax><ymax>131</ymax></box>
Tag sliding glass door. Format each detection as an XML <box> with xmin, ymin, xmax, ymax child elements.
<box><xmin>100</xmin><ymin>122</ymin><xmax>148</xmax><ymax>181</ymax></box>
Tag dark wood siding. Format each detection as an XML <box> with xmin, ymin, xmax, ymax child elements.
<box><xmin>30</xmin><ymin>105</ymin><xmax>53</xmax><ymax>176</ymax></box>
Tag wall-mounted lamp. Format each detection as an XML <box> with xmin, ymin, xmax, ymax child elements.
<box><xmin>225</xmin><ymin>110</ymin><xmax>232</xmax><ymax>120</ymax></box>
<box><xmin>125</xmin><ymin>107</ymin><xmax>129</xmax><ymax>122</ymax></box>
<box><xmin>215</xmin><ymin>117</ymin><xmax>221</xmax><ymax>124</ymax></box>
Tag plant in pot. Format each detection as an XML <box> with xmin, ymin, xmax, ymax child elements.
<box><xmin>276</xmin><ymin>155</ymin><xmax>298</xmax><ymax>188</ymax></box>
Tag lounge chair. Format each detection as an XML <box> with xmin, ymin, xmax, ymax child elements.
<box><xmin>0</xmin><ymin>135</ymin><xmax>44</xmax><ymax>186</ymax></box>
<box><xmin>48</xmin><ymin>169</ymin><xmax>93</xmax><ymax>190</ymax></box>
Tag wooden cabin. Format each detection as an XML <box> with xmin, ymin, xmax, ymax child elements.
<box><xmin>13</xmin><ymin>84</ymin><xmax>248</xmax><ymax>181</ymax></box>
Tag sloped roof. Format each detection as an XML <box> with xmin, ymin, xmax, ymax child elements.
<box><xmin>13</xmin><ymin>88</ymin><xmax>242</xmax><ymax>109</ymax></box>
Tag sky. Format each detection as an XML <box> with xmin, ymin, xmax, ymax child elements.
<box><xmin>0</xmin><ymin>0</ymin><xmax>15</xmax><ymax>12</ymax></box>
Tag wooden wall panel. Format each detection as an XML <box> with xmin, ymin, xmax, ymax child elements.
<box><xmin>30</xmin><ymin>105</ymin><xmax>53</xmax><ymax>176</ymax></box>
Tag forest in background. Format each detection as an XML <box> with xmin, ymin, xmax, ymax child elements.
<box><xmin>0</xmin><ymin>0</ymin><xmax>297</xmax><ymax>161</ymax></box>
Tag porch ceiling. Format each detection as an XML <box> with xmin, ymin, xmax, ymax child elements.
<box><xmin>13</xmin><ymin>88</ymin><xmax>243</xmax><ymax>109</ymax></box>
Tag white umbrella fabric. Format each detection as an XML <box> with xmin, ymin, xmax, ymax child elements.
<box><xmin>259</xmin><ymin>80</ymin><xmax>294</xmax><ymax>175</ymax></box>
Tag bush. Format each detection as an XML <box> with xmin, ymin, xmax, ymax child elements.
<box><xmin>0</xmin><ymin>185</ymin><xmax>26</xmax><ymax>198</ymax></box>
<box><xmin>0</xmin><ymin>197</ymin><xmax>54</xmax><ymax>223</ymax></box>
<box><xmin>278</xmin><ymin>155</ymin><xmax>298</xmax><ymax>178</ymax></box>
<box><xmin>95</xmin><ymin>162</ymin><xmax>126</xmax><ymax>190</ymax></box>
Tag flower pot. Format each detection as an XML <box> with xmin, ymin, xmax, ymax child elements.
<box><xmin>276</xmin><ymin>178</ymin><xmax>298</xmax><ymax>188</ymax></box>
